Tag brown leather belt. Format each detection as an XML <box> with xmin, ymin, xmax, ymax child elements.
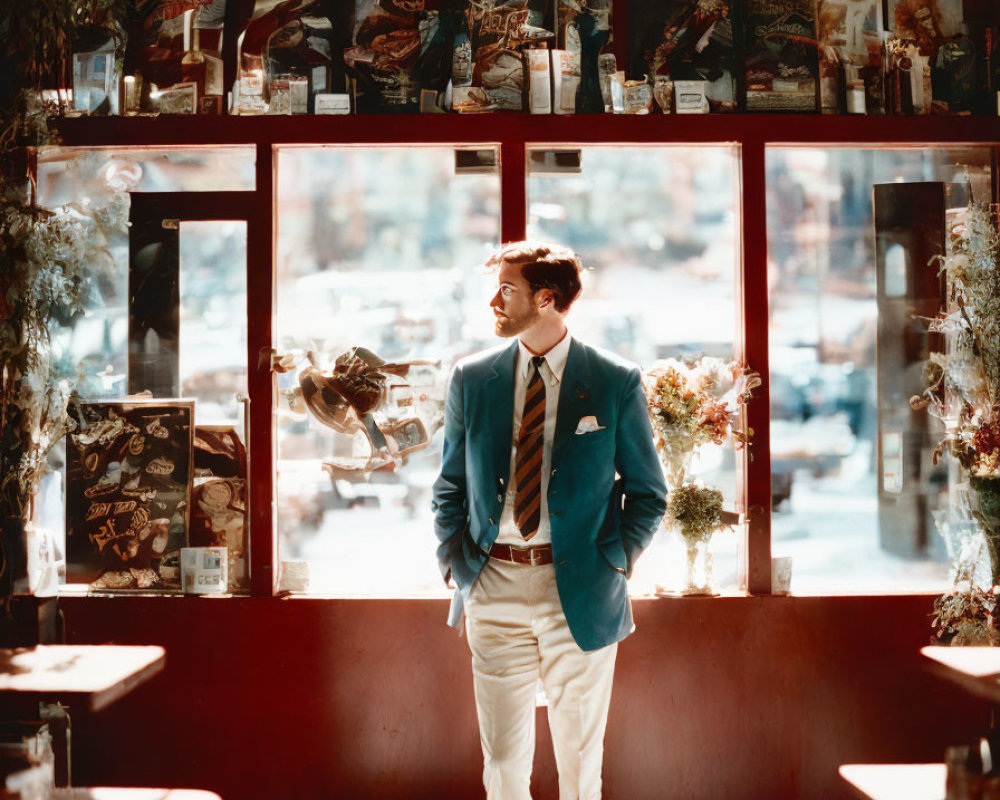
<box><xmin>489</xmin><ymin>543</ymin><xmax>553</xmax><ymax>566</ymax></box>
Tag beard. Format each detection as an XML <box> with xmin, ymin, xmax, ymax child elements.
<box><xmin>494</xmin><ymin>305</ymin><xmax>539</xmax><ymax>338</ymax></box>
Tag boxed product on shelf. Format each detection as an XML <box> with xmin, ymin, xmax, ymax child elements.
<box><xmin>71</xmin><ymin>22</ymin><xmax>126</xmax><ymax>116</ymax></box>
<box><xmin>236</xmin><ymin>0</ymin><xmax>349</xmax><ymax>115</ymax></box>
<box><xmin>816</xmin><ymin>0</ymin><xmax>883</xmax><ymax>114</ymax></box>
<box><xmin>887</xmin><ymin>0</ymin><xmax>982</xmax><ymax>114</ymax></box>
<box><xmin>888</xmin><ymin>0</ymin><xmax>962</xmax><ymax>56</ymax></box>
<box><xmin>467</xmin><ymin>0</ymin><xmax>552</xmax><ymax>111</ymax></box>
<box><xmin>129</xmin><ymin>0</ymin><xmax>226</xmax><ymax>113</ymax></box>
<box><xmin>743</xmin><ymin>0</ymin><xmax>819</xmax><ymax>112</ymax></box>
<box><xmin>345</xmin><ymin>0</ymin><xmax>426</xmax><ymax>113</ymax></box>
<box><xmin>417</xmin><ymin>3</ymin><xmax>469</xmax><ymax>110</ymax></box>
<box><xmin>555</xmin><ymin>0</ymin><xmax>610</xmax><ymax>53</ymax></box>
<box><xmin>629</xmin><ymin>0</ymin><xmax>737</xmax><ymax>113</ymax></box>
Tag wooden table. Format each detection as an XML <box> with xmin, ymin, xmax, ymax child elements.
<box><xmin>0</xmin><ymin>645</ymin><xmax>165</xmax><ymax>713</ymax></box>
<box><xmin>921</xmin><ymin>646</ymin><xmax>1000</xmax><ymax>705</ymax></box>
<box><xmin>839</xmin><ymin>763</ymin><xmax>945</xmax><ymax>800</ymax></box>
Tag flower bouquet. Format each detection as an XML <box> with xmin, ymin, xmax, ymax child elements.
<box><xmin>643</xmin><ymin>357</ymin><xmax>759</xmax><ymax>595</ymax></box>
<box><xmin>643</xmin><ymin>357</ymin><xmax>758</xmax><ymax>487</ymax></box>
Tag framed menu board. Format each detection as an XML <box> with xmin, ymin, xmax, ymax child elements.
<box><xmin>66</xmin><ymin>400</ymin><xmax>194</xmax><ymax>591</ymax></box>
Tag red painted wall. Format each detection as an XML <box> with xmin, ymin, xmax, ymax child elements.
<box><xmin>60</xmin><ymin>595</ymin><xmax>984</xmax><ymax>799</ymax></box>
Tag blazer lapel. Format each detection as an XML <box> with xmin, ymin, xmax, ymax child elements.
<box><xmin>483</xmin><ymin>340</ymin><xmax>518</xmax><ymax>483</ymax></box>
<box><xmin>551</xmin><ymin>338</ymin><xmax>591</xmax><ymax>470</ymax></box>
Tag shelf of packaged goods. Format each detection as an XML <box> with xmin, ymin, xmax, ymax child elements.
<box><xmin>838</xmin><ymin>763</ymin><xmax>945</xmax><ymax>800</ymax></box>
<box><xmin>52</xmin><ymin>112</ymin><xmax>1000</xmax><ymax>148</ymax></box>
<box><xmin>922</xmin><ymin>646</ymin><xmax>1000</xmax><ymax>705</ymax></box>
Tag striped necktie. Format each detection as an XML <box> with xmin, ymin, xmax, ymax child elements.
<box><xmin>514</xmin><ymin>355</ymin><xmax>546</xmax><ymax>540</ymax></box>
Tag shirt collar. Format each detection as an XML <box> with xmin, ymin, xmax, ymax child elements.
<box><xmin>517</xmin><ymin>331</ymin><xmax>571</xmax><ymax>383</ymax></box>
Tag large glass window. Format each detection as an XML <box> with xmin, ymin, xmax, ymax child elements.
<box><xmin>766</xmin><ymin>146</ymin><xmax>993</xmax><ymax>593</ymax></box>
<box><xmin>274</xmin><ymin>145</ymin><xmax>501</xmax><ymax>595</ymax></box>
<box><xmin>34</xmin><ymin>146</ymin><xmax>254</xmax><ymax>590</ymax></box>
<box><xmin>527</xmin><ymin>145</ymin><xmax>742</xmax><ymax>596</ymax></box>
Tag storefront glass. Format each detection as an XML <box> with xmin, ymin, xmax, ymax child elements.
<box><xmin>527</xmin><ymin>145</ymin><xmax>742</xmax><ymax>595</ymax></box>
<box><xmin>274</xmin><ymin>145</ymin><xmax>501</xmax><ymax>595</ymax></box>
<box><xmin>766</xmin><ymin>146</ymin><xmax>993</xmax><ymax>593</ymax></box>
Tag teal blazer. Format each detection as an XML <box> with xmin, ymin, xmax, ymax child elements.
<box><xmin>432</xmin><ymin>338</ymin><xmax>667</xmax><ymax>652</ymax></box>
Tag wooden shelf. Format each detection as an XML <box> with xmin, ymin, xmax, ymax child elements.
<box><xmin>51</xmin><ymin>791</ymin><xmax>221</xmax><ymax>800</ymax></box>
<box><xmin>839</xmin><ymin>763</ymin><xmax>945</xmax><ymax>800</ymax></box>
<box><xmin>922</xmin><ymin>646</ymin><xmax>1000</xmax><ymax>705</ymax></box>
<box><xmin>52</xmin><ymin>112</ymin><xmax>1000</xmax><ymax>148</ymax></box>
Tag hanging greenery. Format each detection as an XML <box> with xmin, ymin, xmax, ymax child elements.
<box><xmin>0</xmin><ymin>0</ymin><xmax>129</xmax><ymax>165</ymax></box>
<box><xmin>0</xmin><ymin>1</ymin><xmax>130</xmax><ymax>611</ymax></box>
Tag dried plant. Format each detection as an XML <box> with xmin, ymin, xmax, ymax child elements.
<box><xmin>931</xmin><ymin>587</ymin><xmax>1000</xmax><ymax>646</ymax></box>
<box><xmin>0</xmin><ymin>195</ymin><xmax>127</xmax><ymax>605</ymax></box>
<box><xmin>910</xmin><ymin>203</ymin><xmax>1000</xmax><ymax>635</ymax></box>
<box><xmin>666</xmin><ymin>484</ymin><xmax>724</xmax><ymax>544</ymax></box>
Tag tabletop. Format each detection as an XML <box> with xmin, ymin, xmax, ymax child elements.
<box><xmin>0</xmin><ymin>645</ymin><xmax>166</xmax><ymax>712</ymax></box>
<box><xmin>921</xmin><ymin>646</ymin><xmax>1000</xmax><ymax>705</ymax></box>
<box><xmin>839</xmin><ymin>763</ymin><xmax>945</xmax><ymax>800</ymax></box>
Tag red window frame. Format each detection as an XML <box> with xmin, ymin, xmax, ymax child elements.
<box><xmin>52</xmin><ymin>113</ymin><xmax>1000</xmax><ymax>596</ymax></box>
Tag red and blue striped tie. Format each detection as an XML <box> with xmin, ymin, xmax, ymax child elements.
<box><xmin>514</xmin><ymin>356</ymin><xmax>546</xmax><ymax>540</ymax></box>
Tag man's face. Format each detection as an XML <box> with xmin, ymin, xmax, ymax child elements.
<box><xmin>490</xmin><ymin>259</ymin><xmax>541</xmax><ymax>338</ymax></box>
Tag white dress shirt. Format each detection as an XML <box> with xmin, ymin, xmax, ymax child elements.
<box><xmin>495</xmin><ymin>332</ymin><xmax>572</xmax><ymax>547</ymax></box>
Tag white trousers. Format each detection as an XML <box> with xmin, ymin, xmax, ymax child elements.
<box><xmin>464</xmin><ymin>558</ymin><xmax>618</xmax><ymax>800</ymax></box>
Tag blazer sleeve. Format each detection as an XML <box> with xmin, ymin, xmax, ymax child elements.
<box><xmin>614</xmin><ymin>366</ymin><xmax>668</xmax><ymax>577</ymax></box>
<box><xmin>431</xmin><ymin>362</ymin><xmax>469</xmax><ymax>585</ymax></box>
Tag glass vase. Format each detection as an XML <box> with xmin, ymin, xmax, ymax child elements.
<box><xmin>682</xmin><ymin>532</ymin><xmax>715</xmax><ymax>596</ymax></box>
<box><xmin>661</xmin><ymin>446</ymin><xmax>696</xmax><ymax>489</ymax></box>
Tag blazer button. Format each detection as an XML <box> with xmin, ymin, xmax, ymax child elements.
<box><xmin>497</xmin><ymin>493</ymin><xmax>503</xmax><ymax>502</ymax></box>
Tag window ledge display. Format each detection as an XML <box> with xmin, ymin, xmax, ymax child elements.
<box><xmin>53</xmin><ymin>112</ymin><xmax>1000</xmax><ymax>147</ymax></box>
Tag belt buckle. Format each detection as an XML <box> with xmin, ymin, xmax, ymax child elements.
<box><xmin>529</xmin><ymin>547</ymin><xmax>542</xmax><ymax>566</ymax></box>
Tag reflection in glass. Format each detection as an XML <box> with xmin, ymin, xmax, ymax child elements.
<box><xmin>33</xmin><ymin>146</ymin><xmax>253</xmax><ymax>587</ymax></box>
<box><xmin>275</xmin><ymin>146</ymin><xmax>501</xmax><ymax>595</ymax></box>
<box><xmin>179</xmin><ymin>221</ymin><xmax>248</xmax><ymax>424</ymax></box>
<box><xmin>766</xmin><ymin>147</ymin><xmax>993</xmax><ymax>593</ymax></box>
<box><xmin>527</xmin><ymin>145</ymin><xmax>741</xmax><ymax>595</ymax></box>
<box><xmin>36</xmin><ymin>145</ymin><xmax>256</xmax><ymax>204</ymax></box>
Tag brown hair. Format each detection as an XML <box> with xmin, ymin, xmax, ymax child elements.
<box><xmin>485</xmin><ymin>240</ymin><xmax>583</xmax><ymax>312</ymax></box>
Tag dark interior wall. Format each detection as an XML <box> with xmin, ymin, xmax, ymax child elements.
<box><xmin>60</xmin><ymin>594</ymin><xmax>985</xmax><ymax>800</ymax></box>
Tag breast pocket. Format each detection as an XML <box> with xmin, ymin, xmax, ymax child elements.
<box><xmin>573</xmin><ymin>428</ymin><xmax>612</xmax><ymax>447</ymax></box>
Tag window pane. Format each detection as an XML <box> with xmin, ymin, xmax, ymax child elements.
<box><xmin>179</xmin><ymin>221</ymin><xmax>248</xmax><ymax>425</ymax></box>
<box><xmin>275</xmin><ymin>145</ymin><xmax>501</xmax><ymax>596</ymax></box>
<box><xmin>527</xmin><ymin>145</ymin><xmax>741</xmax><ymax>596</ymax></box>
<box><xmin>37</xmin><ymin>145</ymin><xmax>255</xmax><ymax>204</ymax></box>
<box><xmin>766</xmin><ymin>146</ymin><xmax>993</xmax><ymax>593</ymax></box>
<box><xmin>32</xmin><ymin>147</ymin><xmax>253</xmax><ymax>589</ymax></box>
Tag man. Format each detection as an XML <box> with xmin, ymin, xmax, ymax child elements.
<box><xmin>432</xmin><ymin>241</ymin><xmax>667</xmax><ymax>800</ymax></box>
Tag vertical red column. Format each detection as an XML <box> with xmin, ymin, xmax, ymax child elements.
<box><xmin>501</xmin><ymin>140</ymin><xmax>527</xmax><ymax>243</ymax></box>
<box><xmin>740</xmin><ymin>137</ymin><xmax>772</xmax><ymax>595</ymax></box>
<box><xmin>248</xmin><ymin>142</ymin><xmax>277</xmax><ymax>596</ymax></box>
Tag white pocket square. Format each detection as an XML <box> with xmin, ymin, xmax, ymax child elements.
<box><xmin>575</xmin><ymin>415</ymin><xmax>605</xmax><ymax>434</ymax></box>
